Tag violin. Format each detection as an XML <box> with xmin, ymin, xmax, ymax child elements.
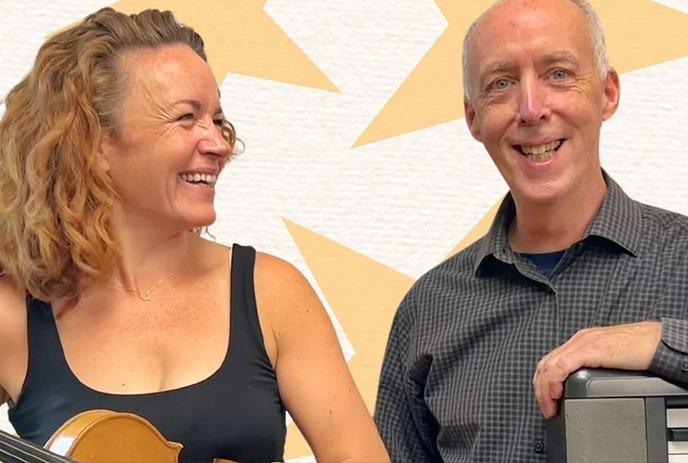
<box><xmin>0</xmin><ymin>409</ymin><xmax>237</xmax><ymax>463</ymax></box>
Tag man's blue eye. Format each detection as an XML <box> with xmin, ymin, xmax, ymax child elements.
<box><xmin>552</xmin><ymin>69</ymin><xmax>568</xmax><ymax>80</ymax></box>
<box><xmin>494</xmin><ymin>79</ymin><xmax>510</xmax><ymax>89</ymax></box>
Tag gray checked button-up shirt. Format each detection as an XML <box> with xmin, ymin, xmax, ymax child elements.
<box><xmin>375</xmin><ymin>174</ymin><xmax>688</xmax><ymax>462</ymax></box>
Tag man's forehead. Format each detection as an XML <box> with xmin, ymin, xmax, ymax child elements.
<box><xmin>485</xmin><ymin>0</ymin><xmax>578</xmax><ymax>16</ymax></box>
<box><xmin>475</xmin><ymin>0</ymin><xmax>586</xmax><ymax>33</ymax></box>
<box><xmin>478</xmin><ymin>51</ymin><xmax>580</xmax><ymax>77</ymax></box>
<box><xmin>470</xmin><ymin>0</ymin><xmax>590</xmax><ymax>60</ymax></box>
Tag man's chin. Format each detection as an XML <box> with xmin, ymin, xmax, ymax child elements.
<box><xmin>510</xmin><ymin>180</ymin><xmax>568</xmax><ymax>206</ymax></box>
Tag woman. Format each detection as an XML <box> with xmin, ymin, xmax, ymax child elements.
<box><xmin>0</xmin><ymin>7</ymin><xmax>389</xmax><ymax>463</ymax></box>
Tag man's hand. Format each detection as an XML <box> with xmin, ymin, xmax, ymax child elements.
<box><xmin>533</xmin><ymin>321</ymin><xmax>662</xmax><ymax>419</ymax></box>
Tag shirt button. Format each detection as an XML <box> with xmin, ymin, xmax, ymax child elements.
<box><xmin>681</xmin><ymin>360</ymin><xmax>688</xmax><ymax>372</ymax></box>
<box><xmin>534</xmin><ymin>438</ymin><xmax>546</xmax><ymax>453</ymax></box>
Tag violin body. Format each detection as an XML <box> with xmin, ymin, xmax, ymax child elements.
<box><xmin>46</xmin><ymin>410</ymin><xmax>183</xmax><ymax>463</ymax></box>
<box><xmin>0</xmin><ymin>410</ymin><xmax>237</xmax><ymax>463</ymax></box>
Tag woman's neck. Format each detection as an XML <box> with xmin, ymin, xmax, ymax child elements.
<box><xmin>102</xmin><ymin>204</ymin><xmax>201</xmax><ymax>292</ymax></box>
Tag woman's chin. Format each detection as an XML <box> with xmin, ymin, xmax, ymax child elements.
<box><xmin>180</xmin><ymin>210</ymin><xmax>217</xmax><ymax>231</ymax></box>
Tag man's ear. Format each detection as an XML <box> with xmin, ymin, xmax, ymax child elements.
<box><xmin>601</xmin><ymin>68</ymin><xmax>621</xmax><ymax>121</ymax></box>
<box><xmin>464</xmin><ymin>98</ymin><xmax>482</xmax><ymax>142</ymax></box>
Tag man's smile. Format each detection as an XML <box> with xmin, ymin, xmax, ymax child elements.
<box><xmin>513</xmin><ymin>139</ymin><xmax>565</xmax><ymax>162</ymax></box>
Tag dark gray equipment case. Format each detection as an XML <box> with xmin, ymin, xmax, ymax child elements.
<box><xmin>546</xmin><ymin>368</ymin><xmax>688</xmax><ymax>463</ymax></box>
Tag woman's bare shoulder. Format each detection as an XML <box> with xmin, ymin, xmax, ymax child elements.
<box><xmin>254</xmin><ymin>252</ymin><xmax>311</xmax><ymax>300</ymax></box>
<box><xmin>0</xmin><ymin>276</ymin><xmax>27</xmax><ymax>338</ymax></box>
<box><xmin>253</xmin><ymin>251</ymin><xmax>327</xmax><ymax>329</ymax></box>
<box><xmin>254</xmin><ymin>251</ymin><xmax>295</xmax><ymax>274</ymax></box>
<box><xmin>0</xmin><ymin>276</ymin><xmax>28</xmax><ymax>405</ymax></box>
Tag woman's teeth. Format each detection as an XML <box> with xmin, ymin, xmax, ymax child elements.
<box><xmin>180</xmin><ymin>173</ymin><xmax>217</xmax><ymax>185</ymax></box>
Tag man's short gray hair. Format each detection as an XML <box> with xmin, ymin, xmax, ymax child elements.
<box><xmin>462</xmin><ymin>0</ymin><xmax>611</xmax><ymax>100</ymax></box>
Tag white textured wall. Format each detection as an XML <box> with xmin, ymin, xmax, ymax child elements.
<box><xmin>1</xmin><ymin>0</ymin><xmax>687</xmax><ymax>460</ymax></box>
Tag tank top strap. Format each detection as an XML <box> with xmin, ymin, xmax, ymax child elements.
<box><xmin>13</xmin><ymin>297</ymin><xmax>75</xmax><ymax>408</ymax></box>
<box><xmin>229</xmin><ymin>244</ymin><xmax>270</xmax><ymax>356</ymax></box>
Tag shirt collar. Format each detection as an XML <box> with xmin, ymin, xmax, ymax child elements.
<box><xmin>582</xmin><ymin>172</ymin><xmax>642</xmax><ymax>255</ymax></box>
<box><xmin>473</xmin><ymin>171</ymin><xmax>642</xmax><ymax>275</ymax></box>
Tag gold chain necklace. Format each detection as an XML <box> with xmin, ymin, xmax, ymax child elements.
<box><xmin>114</xmin><ymin>272</ymin><xmax>173</xmax><ymax>301</ymax></box>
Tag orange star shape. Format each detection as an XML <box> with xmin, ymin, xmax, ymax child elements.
<box><xmin>111</xmin><ymin>0</ymin><xmax>339</xmax><ymax>91</ymax></box>
<box><xmin>353</xmin><ymin>0</ymin><xmax>688</xmax><ymax>147</ymax></box>
<box><xmin>281</xmin><ymin>208</ymin><xmax>500</xmax><ymax>459</ymax></box>
<box><xmin>281</xmin><ymin>218</ymin><xmax>415</xmax><ymax>459</ymax></box>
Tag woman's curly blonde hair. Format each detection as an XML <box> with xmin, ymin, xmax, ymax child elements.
<box><xmin>0</xmin><ymin>7</ymin><xmax>237</xmax><ymax>301</ymax></box>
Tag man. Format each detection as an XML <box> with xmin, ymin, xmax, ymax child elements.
<box><xmin>375</xmin><ymin>0</ymin><xmax>688</xmax><ymax>461</ymax></box>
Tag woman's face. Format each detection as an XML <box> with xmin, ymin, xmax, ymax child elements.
<box><xmin>100</xmin><ymin>44</ymin><xmax>231</xmax><ymax>232</ymax></box>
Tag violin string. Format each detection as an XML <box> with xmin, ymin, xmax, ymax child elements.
<box><xmin>0</xmin><ymin>430</ymin><xmax>69</xmax><ymax>463</ymax></box>
<box><xmin>0</xmin><ymin>444</ymin><xmax>51</xmax><ymax>463</ymax></box>
<box><xmin>0</xmin><ymin>444</ymin><xmax>60</xmax><ymax>463</ymax></box>
<box><xmin>0</xmin><ymin>446</ymin><xmax>34</xmax><ymax>463</ymax></box>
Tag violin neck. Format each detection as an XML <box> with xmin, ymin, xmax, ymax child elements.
<box><xmin>0</xmin><ymin>429</ymin><xmax>74</xmax><ymax>463</ymax></box>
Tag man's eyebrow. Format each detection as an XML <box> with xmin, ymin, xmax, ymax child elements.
<box><xmin>478</xmin><ymin>61</ymin><xmax>515</xmax><ymax>85</ymax></box>
<box><xmin>476</xmin><ymin>52</ymin><xmax>581</xmax><ymax>86</ymax></box>
<box><xmin>539</xmin><ymin>51</ymin><xmax>579</xmax><ymax>67</ymax></box>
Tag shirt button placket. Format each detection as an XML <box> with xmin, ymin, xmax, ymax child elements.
<box><xmin>534</xmin><ymin>438</ymin><xmax>546</xmax><ymax>454</ymax></box>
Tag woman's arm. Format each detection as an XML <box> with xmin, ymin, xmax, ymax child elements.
<box><xmin>0</xmin><ymin>275</ymin><xmax>28</xmax><ymax>406</ymax></box>
<box><xmin>254</xmin><ymin>253</ymin><xmax>389</xmax><ymax>463</ymax></box>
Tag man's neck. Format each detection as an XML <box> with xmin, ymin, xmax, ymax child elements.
<box><xmin>508</xmin><ymin>173</ymin><xmax>607</xmax><ymax>254</ymax></box>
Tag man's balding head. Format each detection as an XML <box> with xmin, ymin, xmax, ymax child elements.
<box><xmin>461</xmin><ymin>0</ymin><xmax>620</xmax><ymax>208</ymax></box>
<box><xmin>462</xmin><ymin>0</ymin><xmax>610</xmax><ymax>100</ymax></box>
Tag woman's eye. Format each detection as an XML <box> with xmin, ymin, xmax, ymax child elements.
<box><xmin>177</xmin><ymin>113</ymin><xmax>194</xmax><ymax>122</ymax></box>
<box><xmin>213</xmin><ymin>118</ymin><xmax>224</xmax><ymax>127</ymax></box>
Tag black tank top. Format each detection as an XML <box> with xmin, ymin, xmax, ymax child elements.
<box><xmin>8</xmin><ymin>244</ymin><xmax>286</xmax><ymax>463</ymax></box>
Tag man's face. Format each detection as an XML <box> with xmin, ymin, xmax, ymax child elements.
<box><xmin>464</xmin><ymin>0</ymin><xmax>620</xmax><ymax>205</ymax></box>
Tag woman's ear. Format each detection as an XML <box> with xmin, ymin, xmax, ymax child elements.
<box><xmin>96</xmin><ymin>137</ymin><xmax>113</xmax><ymax>173</ymax></box>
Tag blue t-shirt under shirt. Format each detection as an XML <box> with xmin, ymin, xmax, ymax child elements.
<box><xmin>519</xmin><ymin>250</ymin><xmax>566</xmax><ymax>278</ymax></box>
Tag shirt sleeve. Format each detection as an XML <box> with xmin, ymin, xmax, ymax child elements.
<box><xmin>648</xmin><ymin>317</ymin><xmax>688</xmax><ymax>386</ymax></box>
<box><xmin>374</xmin><ymin>292</ymin><xmax>441</xmax><ymax>462</ymax></box>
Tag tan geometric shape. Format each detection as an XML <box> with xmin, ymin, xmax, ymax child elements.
<box><xmin>281</xmin><ymin>203</ymin><xmax>511</xmax><ymax>457</ymax></box>
<box><xmin>282</xmin><ymin>218</ymin><xmax>414</xmax><ymax>459</ymax></box>
<box><xmin>354</xmin><ymin>0</ymin><xmax>688</xmax><ymax>147</ymax></box>
<box><xmin>593</xmin><ymin>0</ymin><xmax>688</xmax><ymax>74</ymax></box>
<box><xmin>446</xmin><ymin>197</ymin><xmax>504</xmax><ymax>259</ymax></box>
<box><xmin>111</xmin><ymin>0</ymin><xmax>339</xmax><ymax>92</ymax></box>
<box><xmin>353</xmin><ymin>0</ymin><xmax>490</xmax><ymax>147</ymax></box>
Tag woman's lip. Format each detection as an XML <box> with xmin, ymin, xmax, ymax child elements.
<box><xmin>179</xmin><ymin>177</ymin><xmax>216</xmax><ymax>196</ymax></box>
<box><xmin>179</xmin><ymin>169</ymin><xmax>219</xmax><ymax>175</ymax></box>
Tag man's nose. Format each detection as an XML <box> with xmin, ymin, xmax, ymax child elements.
<box><xmin>517</xmin><ymin>78</ymin><xmax>550</xmax><ymax>126</ymax></box>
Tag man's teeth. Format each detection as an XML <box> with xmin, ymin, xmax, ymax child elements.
<box><xmin>519</xmin><ymin>140</ymin><xmax>562</xmax><ymax>161</ymax></box>
<box><xmin>528</xmin><ymin>152</ymin><xmax>553</xmax><ymax>162</ymax></box>
<box><xmin>520</xmin><ymin>140</ymin><xmax>562</xmax><ymax>155</ymax></box>
<box><xmin>180</xmin><ymin>173</ymin><xmax>217</xmax><ymax>185</ymax></box>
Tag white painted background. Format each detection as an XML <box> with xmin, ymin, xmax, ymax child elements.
<box><xmin>1</xmin><ymin>1</ymin><xmax>687</xmax><ymax>460</ymax></box>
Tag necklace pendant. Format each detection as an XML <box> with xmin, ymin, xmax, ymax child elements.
<box><xmin>140</xmin><ymin>291</ymin><xmax>152</xmax><ymax>301</ymax></box>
